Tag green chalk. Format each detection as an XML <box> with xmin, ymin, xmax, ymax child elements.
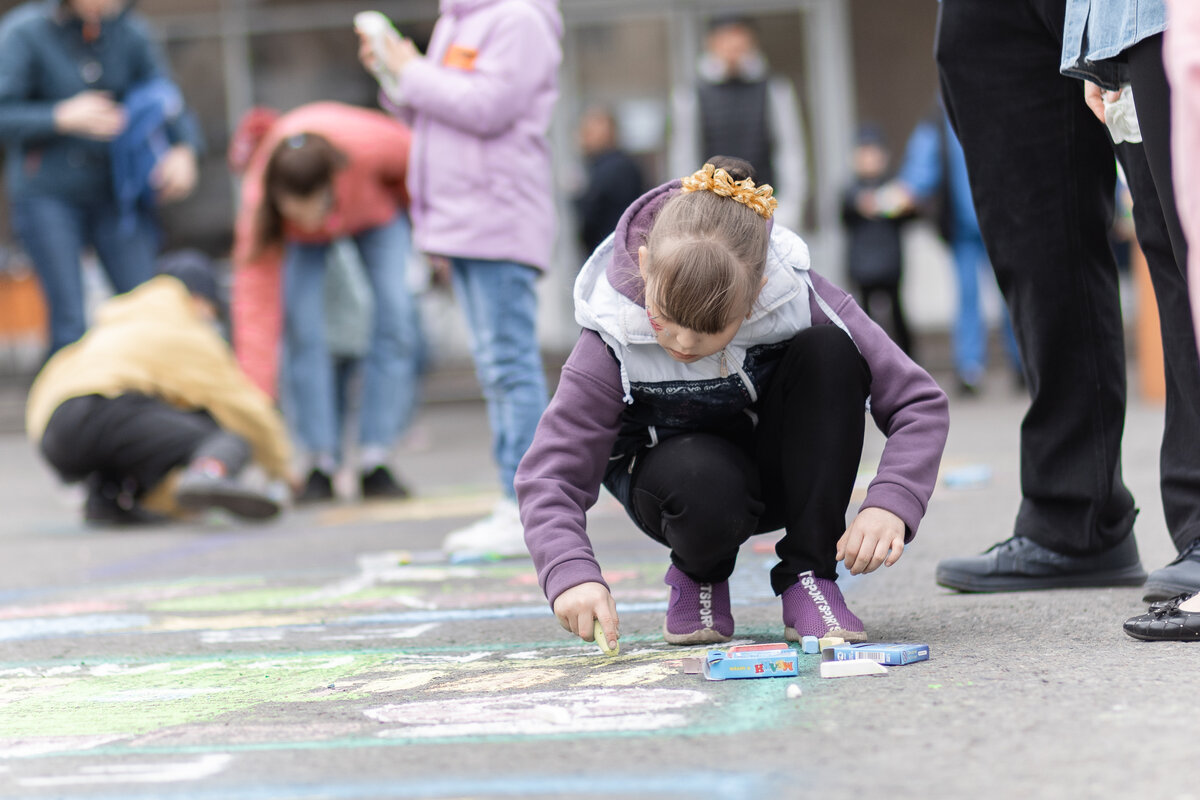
<box><xmin>594</xmin><ymin>619</ymin><xmax>619</xmax><ymax>656</ymax></box>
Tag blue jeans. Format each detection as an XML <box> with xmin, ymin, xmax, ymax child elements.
<box><xmin>283</xmin><ymin>215</ymin><xmax>420</xmax><ymax>458</ymax></box>
<box><xmin>950</xmin><ymin>233</ymin><xmax>1021</xmax><ymax>383</ymax></box>
<box><xmin>12</xmin><ymin>193</ymin><xmax>159</xmax><ymax>356</ymax></box>
<box><xmin>449</xmin><ymin>258</ymin><xmax>548</xmax><ymax>498</ymax></box>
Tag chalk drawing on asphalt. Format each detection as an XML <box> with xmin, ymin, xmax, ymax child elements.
<box><xmin>17</xmin><ymin>753</ymin><xmax>232</xmax><ymax>788</ymax></box>
<box><xmin>366</xmin><ymin>688</ymin><xmax>710</xmax><ymax>738</ymax></box>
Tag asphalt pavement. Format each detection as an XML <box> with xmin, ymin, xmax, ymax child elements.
<box><xmin>0</xmin><ymin>368</ymin><xmax>1196</xmax><ymax>800</ymax></box>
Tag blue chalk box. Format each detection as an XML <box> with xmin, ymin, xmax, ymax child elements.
<box><xmin>702</xmin><ymin>643</ymin><xmax>800</xmax><ymax>681</ymax></box>
<box><xmin>829</xmin><ymin>642</ymin><xmax>930</xmax><ymax>666</ymax></box>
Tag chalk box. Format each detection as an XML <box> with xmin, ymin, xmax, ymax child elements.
<box><xmin>828</xmin><ymin>642</ymin><xmax>930</xmax><ymax>666</ymax></box>
<box><xmin>702</xmin><ymin>643</ymin><xmax>800</xmax><ymax>681</ymax></box>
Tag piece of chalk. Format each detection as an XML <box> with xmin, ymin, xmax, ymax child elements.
<box><xmin>818</xmin><ymin>636</ymin><xmax>845</xmax><ymax>651</ymax></box>
<box><xmin>820</xmin><ymin>659</ymin><xmax>888</xmax><ymax>679</ymax></box>
<box><xmin>594</xmin><ymin>619</ymin><xmax>619</xmax><ymax>656</ymax></box>
<box><xmin>801</xmin><ymin>636</ymin><xmax>820</xmax><ymax>654</ymax></box>
<box><xmin>786</xmin><ymin>683</ymin><xmax>803</xmax><ymax>699</ymax></box>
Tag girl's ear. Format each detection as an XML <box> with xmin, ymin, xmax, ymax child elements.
<box><xmin>637</xmin><ymin>245</ymin><xmax>649</xmax><ymax>282</ymax></box>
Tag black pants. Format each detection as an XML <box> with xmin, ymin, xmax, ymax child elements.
<box><xmin>619</xmin><ymin>326</ymin><xmax>871</xmax><ymax>595</ymax></box>
<box><xmin>40</xmin><ymin>393</ymin><xmax>249</xmax><ymax>500</ymax></box>
<box><xmin>855</xmin><ymin>281</ymin><xmax>914</xmax><ymax>357</ymax></box>
<box><xmin>937</xmin><ymin>0</ymin><xmax>1200</xmax><ymax>555</ymax></box>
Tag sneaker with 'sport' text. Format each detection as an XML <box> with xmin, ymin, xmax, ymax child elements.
<box><xmin>781</xmin><ymin>571</ymin><xmax>866</xmax><ymax>642</ymax></box>
<box><xmin>662</xmin><ymin>564</ymin><xmax>733</xmax><ymax>645</ymax></box>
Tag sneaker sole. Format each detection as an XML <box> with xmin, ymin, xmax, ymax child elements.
<box><xmin>1142</xmin><ymin>579</ymin><xmax>1200</xmax><ymax>604</ymax></box>
<box><xmin>784</xmin><ymin>626</ymin><xmax>867</xmax><ymax>643</ymax></box>
<box><xmin>662</xmin><ymin>620</ymin><xmax>732</xmax><ymax>646</ymax></box>
<box><xmin>177</xmin><ymin>488</ymin><xmax>280</xmax><ymax>521</ymax></box>
<box><xmin>935</xmin><ymin>565</ymin><xmax>1147</xmax><ymax>593</ymax></box>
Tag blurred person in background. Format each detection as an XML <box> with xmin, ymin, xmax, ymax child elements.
<box><xmin>0</xmin><ymin>0</ymin><xmax>201</xmax><ymax>358</ymax></box>
<box><xmin>670</xmin><ymin>15</ymin><xmax>808</xmax><ymax>233</ymax></box>
<box><xmin>359</xmin><ymin>0</ymin><xmax>562</xmax><ymax>560</ymax></box>
<box><xmin>893</xmin><ymin>108</ymin><xmax>1022</xmax><ymax>396</ymax></box>
<box><xmin>573</xmin><ymin>106</ymin><xmax>644</xmax><ymax>256</ymax></box>
<box><xmin>840</xmin><ymin>125</ymin><xmax>915</xmax><ymax>358</ymax></box>
<box><xmin>27</xmin><ymin>253</ymin><xmax>289</xmax><ymax>527</ymax></box>
<box><xmin>230</xmin><ymin>103</ymin><xmax>421</xmax><ymax>505</ymax></box>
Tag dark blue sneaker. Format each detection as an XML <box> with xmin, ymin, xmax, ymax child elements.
<box><xmin>1142</xmin><ymin>538</ymin><xmax>1200</xmax><ymax>603</ymax></box>
<box><xmin>936</xmin><ymin>534</ymin><xmax>1146</xmax><ymax>592</ymax></box>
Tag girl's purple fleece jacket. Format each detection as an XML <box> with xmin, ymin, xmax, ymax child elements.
<box><xmin>515</xmin><ymin>180</ymin><xmax>950</xmax><ymax>607</ymax></box>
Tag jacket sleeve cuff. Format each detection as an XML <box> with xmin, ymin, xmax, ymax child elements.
<box><xmin>860</xmin><ymin>483</ymin><xmax>926</xmax><ymax>543</ymax></box>
<box><xmin>543</xmin><ymin>559</ymin><xmax>609</xmax><ymax>607</ymax></box>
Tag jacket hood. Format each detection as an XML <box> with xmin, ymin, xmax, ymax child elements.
<box><xmin>606</xmin><ymin>179</ymin><xmax>679</xmax><ymax>307</ymax></box>
<box><xmin>440</xmin><ymin>0</ymin><xmax>563</xmax><ymax>36</ymax></box>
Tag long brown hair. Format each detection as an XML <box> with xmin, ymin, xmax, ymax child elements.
<box><xmin>253</xmin><ymin>132</ymin><xmax>347</xmax><ymax>256</ymax></box>
<box><xmin>642</xmin><ymin>155</ymin><xmax>770</xmax><ymax>334</ymax></box>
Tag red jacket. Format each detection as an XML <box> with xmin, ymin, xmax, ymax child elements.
<box><xmin>231</xmin><ymin>102</ymin><xmax>411</xmax><ymax>397</ymax></box>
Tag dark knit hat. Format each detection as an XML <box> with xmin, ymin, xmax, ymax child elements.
<box><xmin>156</xmin><ymin>250</ymin><xmax>225</xmax><ymax>316</ymax></box>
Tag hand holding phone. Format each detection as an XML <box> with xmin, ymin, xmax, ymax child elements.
<box><xmin>355</xmin><ymin>11</ymin><xmax>404</xmax><ymax>98</ymax></box>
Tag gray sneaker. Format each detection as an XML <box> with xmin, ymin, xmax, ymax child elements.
<box><xmin>176</xmin><ymin>472</ymin><xmax>281</xmax><ymax>521</ymax></box>
<box><xmin>936</xmin><ymin>534</ymin><xmax>1146</xmax><ymax>592</ymax></box>
<box><xmin>1142</xmin><ymin>538</ymin><xmax>1200</xmax><ymax>603</ymax></box>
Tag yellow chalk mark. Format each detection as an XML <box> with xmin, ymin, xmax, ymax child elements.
<box><xmin>358</xmin><ymin>672</ymin><xmax>443</xmax><ymax>694</ymax></box>
<box><xmin>433</xmin><ymin>668</ymin><xmax>565</xmax><ymax>694</ymax></box>
<box><xmin>576</xmin><ymin>663</ymin><xmax>675</xmax><ymax>687</ymax></box>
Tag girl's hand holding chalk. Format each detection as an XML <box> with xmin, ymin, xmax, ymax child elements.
<box><xmin>593</xmin><ymin>620</ymin><xmax>619</xmax><ymax>656</ymax></box>
<box><xmin>552</xmin><ymin>581</ymin><xmax>619</xmax><ymax>654</ymax></box>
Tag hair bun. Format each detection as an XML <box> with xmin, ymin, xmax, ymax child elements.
<box><xmin>705</xmin><ymin>155</ymin><xmax>755</xmax><ymax>183</ymax></box>
<box><xmin>680</xmin><ymin>161</ymin><xmax>777</xmax><ymax>219</ymax></box>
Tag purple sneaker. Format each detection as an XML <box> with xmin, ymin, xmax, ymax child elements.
<box><xmin>781</xmin><ymin>571</ymin><xmax>867</xmax><ymax>642</ymax></box>
<box><xmin>663</xmin><ymin>564</ymin><xmax>734</xmax><ymax>645</ymax></box>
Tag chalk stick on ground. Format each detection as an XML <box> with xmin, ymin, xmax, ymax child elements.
<box><xmin>820</xmin><ymin>659</ymin><xmax>888</xmax><ymax>679</ymax></box>
<box><xmin>594</xmin><ymin>619</ymin><xmax>619</xmax><ymax>656</ymax></box>
<box><xmin>801</xmin><ymin>636</ymin><xmax>820</xmax><ymax>654</ymax></box>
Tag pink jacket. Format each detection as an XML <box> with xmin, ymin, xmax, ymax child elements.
<box><xmin>391</xmin><ymin>0</ymin><xmax>562</xmax><ymax>271</ymax></box>
<box><xmin>230</xmin><ymin>102</ymin><xmax>411</xmax><ymax>397</ymax></box>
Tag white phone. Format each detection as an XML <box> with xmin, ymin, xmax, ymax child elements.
<box><xmin>354</xmin><ymin>11</ymin><xmax>403</xmax><ymax>99</ymax></box>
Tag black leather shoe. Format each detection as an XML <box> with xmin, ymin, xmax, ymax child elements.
<box><xmin>84</xmin><ymin>477</ymin><xmax>166</xmax><ymax>528</ymax></box>
<box><xmin>360</xmin><ymin>466</ymin><xmax>410</xmax><ymax>500</ymax></box>
<box><xmin>1123</xmin><ymin>593</ymin><xmax>1200</xmax><ymax>641</ymax></box>
<box><xmin>295</xmin><ymin>469</ymin><xmax>334</xmax><ymax>504</ymax></box>
<box><xmin>936</xmin><ymin>534</ymin><xmax>1147</xmax><ymax>592</ymax></box>
<box><xmin>1142</xmin><ymin>538</ymin><xmax>1200</xmax><ymax>603</ymax></box>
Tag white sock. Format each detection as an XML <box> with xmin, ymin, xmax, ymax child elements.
<box><xmin>359</xmin><ymin>445</ymin><xmax>390</xmax><ymax>472</ymax></box>
<box><xmin>309</xmin><ymin>453</ymin><xmax>337</xmax><ymax>475</ymax></box>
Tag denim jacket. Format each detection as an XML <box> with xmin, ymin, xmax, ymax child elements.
<box><xmin>1060</xmin><ymin>0</ymin><xmax>1167</xmax><ymax>89</ymax></box>
<box><xmin>0</xmin><ymin>1</ymin><xmax>202</xmax><ymax>203</ymax></box>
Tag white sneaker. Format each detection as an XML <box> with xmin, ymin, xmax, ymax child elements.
<box><xmin>442</xmin><ymin>498</ymin><xmax>528</xmax><ymax>559</ymax></box>
<box><xmin>444</xmin><ymin>496</ymin><xmax>528</xmax><ymax>561</ymax></box>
